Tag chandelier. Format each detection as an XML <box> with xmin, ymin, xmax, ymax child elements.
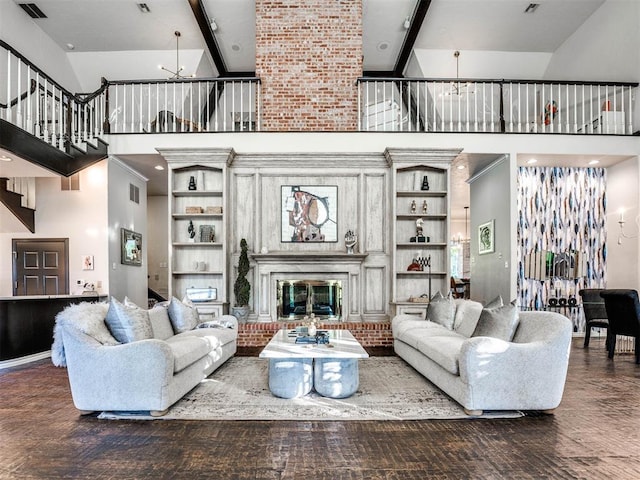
<box><xmin>159</xmin><ymin>31</ymin><xmax>193</xmax><ymax>79</ymax></box>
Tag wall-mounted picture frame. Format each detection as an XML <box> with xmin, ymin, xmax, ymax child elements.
<box><xmin>478</xmin><ymin>220</ymin><xmax>495</xmax><ymax>255</ymax></box>
<box><xmin>121</xmin><ymin>228</ymin><xmax>143</xmax><ymax>266</ymax></box>
<box><xmin>281</xmin><ymin>185</ymin><xmax>338</xmax><ymax>243</ymax></box>
<box><xmin>82</xmin><ymin>255</ymin><xmax>94</xmax><ymax>271</ymax></box>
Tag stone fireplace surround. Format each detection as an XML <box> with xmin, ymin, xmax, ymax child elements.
<box><xmin>251</xmin><ymin>252</ymin><xmax>368</xmax><ymax>323</ymax></box>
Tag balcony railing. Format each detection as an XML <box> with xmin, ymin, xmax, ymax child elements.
<box><xmin>106</xmin><ymin>77</ymin><xmax>261</xmax><ymax>134</ymax></box>
<box><xmin>1</xmin><ymin>40</ymin><xmax>106</xmax><ymax>151</ymax></box>
<box><xmin>357</xmin><ymin>77</ymin><xmax>638</xmax><ymax>135</ymax></box>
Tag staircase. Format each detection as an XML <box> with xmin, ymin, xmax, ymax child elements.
<box><xmin>0</xmin><ymin>119</ymin><xmax>108</xmax><ymax>177</ymax></box>
<box><xmin>0</xmin><ymin>177</ymin><xmax>35</xmax><ymax>233</ymax></box>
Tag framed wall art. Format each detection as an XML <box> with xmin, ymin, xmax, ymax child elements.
<box><xmin>281</xmin><ymin>185</ymin><xmax>338</xmax><ymax>243</ymax></box>
<box><xmin>121</xmin><ymin>228</ymin><xmax>143</xmax><ymax>266</ymax></box>
<box><xmin>478</xmin><ymin>220</ymin><xmax>495</xmax><ymax>255</ymax></box>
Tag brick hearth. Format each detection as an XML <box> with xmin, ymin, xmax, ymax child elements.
<box><xmin>237</xmin><ymin>322</ymin><xmax>392</xmax><ymax>348</ymax></box>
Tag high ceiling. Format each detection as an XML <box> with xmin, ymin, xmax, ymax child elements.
<box><xmin>3</xmin><ymin>0</ymin><xmax>620</xmax><ymax>215</ymax></box>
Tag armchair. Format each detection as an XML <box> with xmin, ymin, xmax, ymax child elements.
<box><xmin>599</xmin><ymin>289</ymin><xmax>640</xmax><ymax>364</ymax></box>
<box><xmin>578</xmin><ymin>288</ymin><xmax>610</xmax><ymax>348</ymax></box>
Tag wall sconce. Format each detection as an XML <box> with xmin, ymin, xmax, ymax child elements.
<box><xmin>618</xmin><ymin>208</ymin><xmax>639</xmax><ymax>244</ymax></box>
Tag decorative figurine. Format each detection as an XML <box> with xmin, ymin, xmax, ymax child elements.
<box><xmin>188</xmin><ymin>175</ymin><xmax>197</xmax><ymax>191</ymax></box>
<box><xmin>422</xmin><ymin>200</ymin><xmax>428</xmax><ymax>214</ymax></box>
<box><xmin>410</xmin><ymin>200</ymin><xmax>417</xmax><ymax>213</ymax></box>
<box><xmin>345</xmin><ymin>230</ymin><xmax>358</xmax><ymax>254</ymax></box>
<box><xmin>421</xmin><ymin>175</ymin><xmax>430</xmax><ymax>191</ymax></box>
<box><xmin>188</xmin><ymin>220</ymin><xmax>196</xmax><ymax>241</ymax></box>
<box><xmin>410</xmin><ymin>218</ymin><xmax>428</xmax><ymax>243</ymax></box>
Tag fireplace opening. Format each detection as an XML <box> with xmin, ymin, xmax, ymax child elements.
<box><xmin>277</xmin><ymin>280</ymin><xmax>342</xmax><ymax>321</ymax></box>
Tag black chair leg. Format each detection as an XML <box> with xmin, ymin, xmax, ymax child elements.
<box><xmin>635</xmin><ymin>336</ymin><xmax>640</xmax><ymax>364</ymax></box>
<box><xmin>608</xmin><ymin>335</ymin><xmax>617</xmax><ymax>359</ymax></box>
<box><xmin>605</xmin><ymin>329</ymin><xmax>611</xmax><ymax>351</ymax></box>
<box><xmin>584</xmin><ymin>327</ymin><xmax>591</xmax><ymax>348</ymax></box>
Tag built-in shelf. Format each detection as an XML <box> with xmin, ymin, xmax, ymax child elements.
<box><xmin>172</xmin><ymin>270</ymin><xmax>224</xmax><ymax>276</ymax></box>
<box><xmin>172</xmin><ymin>213</ymin><xmax>223</xmax><ymax>219</ymax></box>
<box><xmin>172</xmin><ymin>190</ymin><xmax>223</xmax><ymax>197</ymax></box>
<box><xmin>396</xmin><ymin>242</ymin><xmax>447</xmax><ymax>248</ymax></box>
<box><xmin>172</xmin><ymin>242</ymin><xmax>223</xmax><ymax>247</ymax></box>
<box><xmin>396</xmin><ymin>190</ymin><xmax>447</xmax><ymax>197</ymax></box>
<box><xmin>396</xmin><ymin>271</ymin><xmax>447</xmax><ymax>276</ymax></box>
<box><xmin>397</xmin><ymin>214</ymin><xmax>447</xmax><ymax>220</ymax></box>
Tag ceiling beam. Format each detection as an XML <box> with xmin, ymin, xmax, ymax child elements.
<box><xmin>187</xmin><ymin>0</ymin><xmax>228</xmax><ymax>77</ymax></box>
<box><xmin>393</xmin><ymin>0</ymin><xmax>432</xmax><ymax>77</ymax></box>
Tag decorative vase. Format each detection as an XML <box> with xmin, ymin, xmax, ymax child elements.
<box><xmin>188</xmin><ymin>175</ymin><xmax>197</xmax><ymax>190</ymax></box>
<box><xmin>308</xmin><ymin>323</ymin><xmax>317</xmax><ymax>336</ymax></box>
<box><xmin>231</xmin><ymin>305</ymin><xmax>250</xmax><ymax>323</ymax></box>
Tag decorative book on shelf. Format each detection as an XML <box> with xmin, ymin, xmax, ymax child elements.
<box><xmin>199</xmin><ymin>225</ymin><xmax>215</xmax><ymax>243</ymax></box>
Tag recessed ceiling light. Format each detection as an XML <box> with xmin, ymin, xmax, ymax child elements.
<box><xmin>66</xmin><ymin>43</ymin><xmax>75</xmax><ymax>50</ymax></box>
<box><xmin>377</xmin><ymin>42</ymin><xmax>389</xmax><ymax>51</ymax></box>
<box><xmin>231</xmin><ymin>44</ymin><xmax>241</xmax><ymax>52</ymax></box>
<box><xmin>588</xmin><ymin>160</ymin><xmax>600</xmax><ymax>165</ymax></box>
<box><xmin>154</xmin><ymin>165</ymin><xmax>165</xmax><ymax>171</ymax></box>
<box><xmin>527</xmin><ymin>158</ymin><xmax>538</xmax><ymax>164</ymax></box>
<box><xmin>0</xmin><ymin>155</ymin><xmax>13</xmax><ymax>162</ymax></box>
<box><xmin>457</xmin><ymin>165</ymin><xmax>466</xmax><ymax>170</ymax></box>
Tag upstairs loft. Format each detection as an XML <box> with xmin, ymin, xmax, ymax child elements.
<box><xmin>1</xmin><ymin>41</ymin><xmax>639</xmax><ymax>162</ymax></box>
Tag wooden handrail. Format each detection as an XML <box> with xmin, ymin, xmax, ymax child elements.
<box><xmin>0</xmin><ymin>79</ymin><xmax>37</xmax><ymax>109</ymax></box>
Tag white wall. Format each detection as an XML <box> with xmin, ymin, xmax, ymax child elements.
<box><xmin>147</xmin><ymin>195</ymin><xmax>169</xmax><ymax>299</ymax></box>
<box><xmin>606</xmin><ymin>156</ymin><xmax>640</xmax><ymax>289</ymax></box>
<box><xmin>407</xmin><ymin>49</ymin><xmax>553</xmax><ymax>79</ymax></box>
<box><xmin>0</xmin><ymin>0</ymin><xmax>81</xmax><ymax>92</ymax></box>
<box><xmin>67</xmin><ymin>49</ymin><xmax>209</xmax><ymax>92</ymax></box>
<box><xmin>469</xmin><ymin>157</ymin><xmax>514</xmax><ymax>304</ymax></box>
<box><xmin>107</xmin><ymin>158</ymin><xmax>148</xmax><ymax>306</ymax></box>
<box><xmin>544</xmin><ymin>0</ymin><xmax>640</xmax><ymax>83</ymax></box>
<box><xmin>0</xmin><ymin>161</ymin><xmax>109</xmax><ymax>296</ymax></box>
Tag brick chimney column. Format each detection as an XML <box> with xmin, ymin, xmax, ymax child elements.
<box><xmin>255</xmin><ymin>0</ymin><xmax>363</xmax><ymax>131</ymax></box>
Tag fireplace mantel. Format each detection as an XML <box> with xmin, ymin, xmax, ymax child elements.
<box><xmin>250</xmin><ymin>252</ymin><xmax>369</xmax><ymax>322</ymax></box>
<box><xmin>252</xmin><ymin>252</ymin><xmax>368</xmax><ymax>263</ymax></box>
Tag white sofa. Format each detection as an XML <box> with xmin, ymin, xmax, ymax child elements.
<box><xmin>392</xmin><ymin>298</ymin><xmax>572</xmax><ymax>415</ymax></box>
<box><xmin>52</xmin><ymin>299</ymin><xmax>237</xmax><ymax>416</ymax></box>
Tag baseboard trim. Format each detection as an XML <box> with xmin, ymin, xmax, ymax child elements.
<box><xmin>0</xmin><ymin>351</ymin><xmax>51</xmax><ymax>370</ymax></box>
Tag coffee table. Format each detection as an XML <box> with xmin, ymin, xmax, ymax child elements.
<box><xmin>259</xmin><ymin>329</ymin><xmax>369</xmax><ymax>399</ymax></box>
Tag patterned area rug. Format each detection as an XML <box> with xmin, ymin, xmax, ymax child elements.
<box><xmin>98</xmin><ymin>356</ymin><xmax>523</xmax><ymax>421</ymax></box>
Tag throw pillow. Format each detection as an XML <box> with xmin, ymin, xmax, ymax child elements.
<box><xmin>168</xmin><ymin>296</ymin><xmax>199</xmax><ymax>333</ymax></box>
<box><xmin>426</xmin><ymin>291</ymin><xmax>455</xmax><ymax>330</ymax></box>
<box><xmin>471</xmin><ymin>301</ymin><xmax>520</xmax><ymax>342</ymax></box>
<box><xmin>484</xmin><ymin>295</ymin><xmax>504</xmax><ymax>309</ymax></box>
<box><xmin>105</xmin><ymin>297</ymin><xmax>154</xmax><ymax>344</ymax></box>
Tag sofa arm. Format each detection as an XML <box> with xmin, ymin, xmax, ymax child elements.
<box><xmin>63</xmin><ymin>330</ymin><xmax>176</xmax><ymax>410</ymax></box>
<box><xmin>458</xmin><ymin>336</ymin><xmax>571</xmax><ymax>409</ymax></box>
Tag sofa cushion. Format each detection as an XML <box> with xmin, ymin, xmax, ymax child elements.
<box><xmin>396</xmin><ymin>323</ymin><xmax>446</xmax><ymax>349</ymax></box>
<box><xmin>472</xmin><ymin>302</ymin><xmax>520</xmax><ymax>341</ymax></box>
<box><xmin>148</xmin><ymin>305</ymin><xmax>176</xmax><ymax>341</ymax></box>
<box><xmin>167</xmin><ymin>297</ymin><xmax>199</xmax><ymax>333</ymax></box>
<box><xmin>415</xmin><ymin>332</ymin><xmax>466</xmax><ymax>375</ymax></box>
<box><xmin>104</xmin><ymin>297</ymin><xmax>153</xmax><ymax>344</ymax></box>
<box><xmin>426</xmin><ymin>292</ymin><xmax>455</xmax><ymax>330</ymax></box>
<box><xmin>180</xmin><ymin>327</ymin><xmax>237</xmax><ymax>347</ymax></box>
<box><xmin>453</xmin><ymin>300</ymin><xmax>484</xmax><ymax>337</ymax></box>
<box><xmin>165</xmin><ymin>335</ymin><xmax>214</xmax><ymax>373</ymax></box>
<box><xmin>392</xmin><ymin>316</ymin><xmax>441</xmax><ymax>339</ymax></box>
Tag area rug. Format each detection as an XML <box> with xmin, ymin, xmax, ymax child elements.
<box><xmin>98</xmin><ymin>357</ymin><xmax>523</xmax><ymax>421</ymax></box>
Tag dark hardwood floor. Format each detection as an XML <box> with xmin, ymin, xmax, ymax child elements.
<box><xmin>1</xmin><ymin>337</ymin><xmax>640</xmax><ymax>479</ymax></box>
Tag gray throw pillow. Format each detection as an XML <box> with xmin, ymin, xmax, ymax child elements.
<box><xmin>105</xmin><ymin>297</ymin><xmax>153</xmax><ymax>343</ymax></box>
<box><xmin>426</xmin><ymin>291</ymin><xmax>455</xmax><ymax>330</ymax></box>
<box><xmin>484</xmin><ymin>295</ymin><xmax>504</xmax><ymax>309</ymax></box>
<box><xmin>168</xmin><ymin>297</ymin><xmax>199</xmax><ymax>333</ymax></box>
<box><xmin>472</xmin><ymin>302</ymin><xmax>520</xmax><ymax>341</ymax></box>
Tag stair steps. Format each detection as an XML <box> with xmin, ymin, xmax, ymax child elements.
<box><xmin>0</xmin><ymin>178</ymin><xmax>35</xmax><ymax>233</ymax></box>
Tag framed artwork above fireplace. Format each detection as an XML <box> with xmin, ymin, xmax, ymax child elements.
<box><xmin>281</xmin><ymin>185</ymin><xmax>338</xmax><ymax>243</ymax></box>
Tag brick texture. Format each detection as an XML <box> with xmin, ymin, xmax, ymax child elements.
<box><xmin>237</xmin><ymin>322</ymin><xmax>393</xmax><ymax>348</ymax></box>
<box><xmin>255</xmin><ymin>0</ymin><xmax>362</xmax><ymax>131</ymax></box>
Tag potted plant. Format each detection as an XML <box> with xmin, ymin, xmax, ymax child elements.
<box><xmin>232</xmin><ymin>238</ymin><xmax>251</xmax><ymax>323</ymax></box>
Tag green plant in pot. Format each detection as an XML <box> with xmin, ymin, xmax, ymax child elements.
<box><xmin>232</xmin><ymin>238</ymin><xmax>251</xmax><ymax>323</ymax></box>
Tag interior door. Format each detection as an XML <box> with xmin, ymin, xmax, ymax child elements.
<box><xmin>12</xmin><ymin>239</ymin><xmax>69</xmax><ymax>295</ymax></box>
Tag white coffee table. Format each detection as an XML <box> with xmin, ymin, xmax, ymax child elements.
<box><xmin>259</xmin><ymin>329</ymin><xmax>369</xmax><ymax>399</ymax></box>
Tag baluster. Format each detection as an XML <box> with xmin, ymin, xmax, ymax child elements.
<box><xmin>180</xmin><ymin>81</ymin><xmax>185</xmax><ymax>131</ymax></box>
<box><xmin>50</xmin><ymin>85</ymin><xmax>57</xmax><ymax>146</ymax></box>
<box><xmin>628</xmin><ymin>86</ymin><xmax>633</xmax><ymax>134</ymax></box>
<box><xmin>16</xmin><ymin>56</ymin><xmax>22</xmax><ymax>127</ymax></box>
<box><xmin>59</xmin><ymin>87</ymin><xmax>65</xmax><ymax>149</ymax></box>
<box><xmin>26</xmin><ymin>66</ymin><xmax>32</xmax><ymax>134</ymax></box>
<box><xmin>43</xmin><ymin>78</ymin><xmax>49</xmax><ymax>142</ymax></box>
<box><xmin>490</xmin><ymin>83</ymin><xmax>494</xmax><ymax>132</ymax></box>
<box><xmin>5</xmin><ymin>50</ymin><xmax>11</xmax><ymax>122</ymax></box>
<box><xmin>613</xmin><ymin>85</ymin><xmax>617</xmax><ymax>134</ymax></box>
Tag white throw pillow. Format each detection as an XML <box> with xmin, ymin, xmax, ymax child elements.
<box><xmin>168</xmin><ymin>297</ymin><xmax>199</xmax><ymax>333</ymax></box>
<box><xmin>426</xmin><ymin>291</ymin><xmax>455</xmax><ymax>330</ymax></box>
<box><xmin>105</xmin><ymin>297</ymin><xmax>154</xmax><ymax>343</ymax></box>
